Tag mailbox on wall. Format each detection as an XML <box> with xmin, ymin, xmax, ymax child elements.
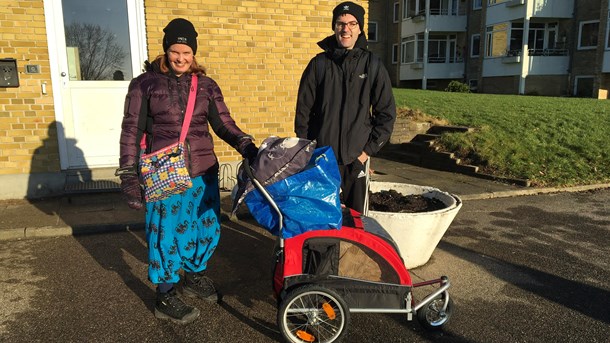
<box><xmin>1</xmin><ymin>58</ymin><xmax>19</xmax><ymax>87</ymax></box>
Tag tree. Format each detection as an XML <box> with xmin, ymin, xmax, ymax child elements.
<box><xmin>64</xmin><ymin>22</ymin><xmax>127</xmax><ymax>80</ymax></box>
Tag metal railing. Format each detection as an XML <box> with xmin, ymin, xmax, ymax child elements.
<box><xmin>505</xmin><ymin>48</ymin><xmax>569</xmax><ymax>57</ymax></box>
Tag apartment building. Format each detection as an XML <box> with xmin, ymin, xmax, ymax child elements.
<box><xmin>369</xmin><ymin>0</ymin><xmax>610</xmax><ymax>98</ymax></box>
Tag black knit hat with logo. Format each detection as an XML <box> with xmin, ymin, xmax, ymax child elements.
<box><xmin>332</xmin><ymin>2</ymin><xmax>365</xmax><ymax>32</ymax></box>
<box><xmin>163</xmin><ymin>18</ymin><xmax>198</xmax><ymax>54</ymax></box>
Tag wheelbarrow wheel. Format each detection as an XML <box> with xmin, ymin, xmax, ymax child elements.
<box><xmin>278</xmin><ymin>284</ymin><xmax>350</xmax><ymax>343</ymax></box>
<box><xmin>416</xmin><ymin>294</ymin><xmax>454</xmax><ymax>331</ymax></box>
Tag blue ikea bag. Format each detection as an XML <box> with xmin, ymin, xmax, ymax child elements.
<box><xmin>244</xmin><ymin>146</ymin><xmax>342</xmax><ymax>238</ymax></box>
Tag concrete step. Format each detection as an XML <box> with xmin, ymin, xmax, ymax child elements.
<box><xmin>427</xmin><ymin>125</ymin><xmax>473</xmax><ymax>134</ymax></box>
<box><xmin>411</xmin><ymin>133</ymin><xmax>442</xmax><ymax>142</ymax></box>
<box><xmin>401</xmin><ymin>141</ymin><xmax>435</xmax><ymax>154</ymax></box>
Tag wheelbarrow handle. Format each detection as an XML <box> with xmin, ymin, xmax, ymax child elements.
<box><xmin>242</xmin><ymin>157</ymin><xmax>285</xmax><ymax>240</ymax></box>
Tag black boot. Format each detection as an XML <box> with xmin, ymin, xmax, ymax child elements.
<box><xmin>155</xmin><ymin>288</ymin><xmax>200</xmax><ymax>324</ymax></box>
<box><xmin>183</xmin><ymin>271</ymin><xmax>220</xmax><ymax>302</ymax></box>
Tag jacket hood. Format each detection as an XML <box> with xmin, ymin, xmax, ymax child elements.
<box><xmin>144</xmin><ymin>59</ymin><xmax>163</xmax><ymax>74</ymax></box>
<box><xmin>317</xmin><ymin>33</ymin><xmax>368</xmax><ymax>59</ymax></box>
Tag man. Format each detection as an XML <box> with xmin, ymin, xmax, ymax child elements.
<box><xmin>295</xmin><ymin>1</ymin><xmax>396</xmax><ymax>213</ymax></box>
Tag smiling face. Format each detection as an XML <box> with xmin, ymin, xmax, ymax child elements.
<box><xmin>334</xmin><ymin>13</ymin><xmax>361</xmax><ymax>50</ymax></box>
<box><xmin>166</xmin><ymin>44</ymin><xmax>193</xmax><ymax>77</ymax></box>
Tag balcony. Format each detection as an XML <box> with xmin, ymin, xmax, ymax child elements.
<box><xmin>403</xmin><ymin>7</ymin><xmax>467</xmax><ymax>35</ymax></box>
<box><xmin>505</xmin><ymin>0</ymin><xmax>525</xmax><ymax>8</ymax></box>
<box><xmin>401</xmin><ymin>57</ymin><xmax>465</xmax><ymax>81</ymax></box>
<box><xmin>532</xmin><ymin>0</ymin><xmax>574</xmax><ymax>18</ymax></box>
<box><xmin>483</xmin><ymin>49</ymin><xmax>570</xmax><ymax>77</ymax></box>
<box><xmin>528</xmin><ymin>48</ymin><xmax>568</xmax><ymax>56</ymax></box>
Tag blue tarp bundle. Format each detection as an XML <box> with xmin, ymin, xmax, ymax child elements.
<box><xmin>243</xmin><ymin>146</ymin><xmax>342</xmax><ymax>238</ymax></box>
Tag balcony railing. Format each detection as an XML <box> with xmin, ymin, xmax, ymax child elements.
<box><xmin>505</xmin><ymin>48</ymin><xmax>569</xmax><ymax>57</ymax></box>
<box><xmin>415</xmin><ymin>56</ymin><xmax>464</xmax><ymax>63</ymax></box>
<box><xmin>413</xmin><ymin>6</ymin><xmax>467</xmax><ymax>17</ymax></box>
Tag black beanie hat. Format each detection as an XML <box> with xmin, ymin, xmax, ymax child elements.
<box><xmin>332</xmin><ymin>2</ymin><xmax>365</xmax><ymax>32</ymax></box>
<box><xmin>163</xmin><ymin>18</ymin><xmax>198</xmax><ymax>54</ymax></box>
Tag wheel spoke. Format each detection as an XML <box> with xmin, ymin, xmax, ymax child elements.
<box><xmin>280</xmin><ymin>287</ymin><xmax>349</xmax><ymax>343</ymax></box>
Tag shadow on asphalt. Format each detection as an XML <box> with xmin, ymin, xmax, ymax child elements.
<box><xmin>213</xmin><ymin>216</ymin><xmax>282</xmax><ymax>341</ymax></box>
<box><xmin>75</xmin><ymin>230</ymin><xmax>153</xmax><ymax>312</ymax></box>
<box><xmin>442</xmin><ymin>203</ymin><xmax>610</xmax><ymax>325</ymax></box>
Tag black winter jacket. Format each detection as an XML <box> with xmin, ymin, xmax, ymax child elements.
<box><xmin>294</xmin><ymin>34</ymin><xmax>396</xmax><ymax>165</ymax></box>
<box><xmin>119</xmin><ymin>60</ymin><xmax>250</xmax><ymax>177</ymax></box>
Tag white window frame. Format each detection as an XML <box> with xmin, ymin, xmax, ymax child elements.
<box><xmin>368</xmin><ymin>21</ymin><xmax>378</xmax><ymax>42</ymax></box>
<box><xmin>606</xmin><ymin>10</ymin><xmax>610</xmax><ymax>49</ymax></box>
<box><xmin>393</xmin><ymin>2</ymin><xmax>400</xmax><ymax>23</ymax></box>
<box><xmin>392</xmin><ymin>44</ymin><xmax>399</xmax><ymax>64</ymax></box>
<box><xmin>471</xmin><ymin>34</ymin><xmax>480</xmax><ymax>57</ymax></box>
<box><xmin>473</xmin><ymin>0</ymin><xmax>482</xmax><ymax>10</ymax></box>
<box><xmin>402</xmin><ymin>0</ymin><xmax>409</xmax><ymax>19</ymax></box>
<box><xmin>401</xmin><ymin>35</ymin><xmax>416</xmax><ymax>64</ymax></box>
<box><xmin>578</xmin><ymin>20</ymin><xmax>599</xmax><ymax>50</ymax></box>
<box><xmin>485</xmin><ymin>23</ymin><xmax>509</xmax><ymax>57</ymax></box>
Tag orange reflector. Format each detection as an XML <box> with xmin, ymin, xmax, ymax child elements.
<box><xmin>296</xmin><ymin>330</ymin><xmax>315</xmax><ymax>342</ymax></box>
<box><xmin>322</xmin><ymin>302</ymin><xmax>336</xmax><ymax>320</ymax></box>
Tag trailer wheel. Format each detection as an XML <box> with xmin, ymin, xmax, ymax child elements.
<box><xmin>416</xmin><ymin>294</ymin><xmax>453</xmax><ymax>331</ymax></box>
<box><xmin>278</xmin><ymin>285</ymin><xmax>350</xmax><ymax>343</ymax></box>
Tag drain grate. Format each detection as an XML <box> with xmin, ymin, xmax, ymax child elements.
<box><xmin>64</xmin><ymin>179</ymin><xmax>121</xmax><ymax>194</ymax></box>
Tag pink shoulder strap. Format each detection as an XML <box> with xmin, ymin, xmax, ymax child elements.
<box><xmin>140</xmin><ymin>74</ymin><xmax>198</xmax><ymax>149</ymax></box>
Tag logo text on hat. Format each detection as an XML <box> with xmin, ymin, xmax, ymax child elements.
<box><xmin>177</xmin><ymin>37</ymin><xmax>188</xmax><ymax>44</ymax></box>
<box><xmin>343</xmin><ymin>5</ymin><xmax>350</xmax><ymax>10</ymax></box>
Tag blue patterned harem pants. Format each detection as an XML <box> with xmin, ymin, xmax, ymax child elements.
<box><xmin>145</xmin><ymin>174</ymin><xmax>221</xmax><ymax>284</ymax></box>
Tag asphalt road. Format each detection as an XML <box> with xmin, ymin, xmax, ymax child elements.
<box><xmin>1</xmin><ymin>189</ymin><xmax>609</xmax><ymax>342</ymax></box>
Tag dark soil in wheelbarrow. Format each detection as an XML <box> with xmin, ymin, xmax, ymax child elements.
<box><xmin>369</xmin><ymin>189</ymin><xmax>447</xmax><ymax>213</ymax></box>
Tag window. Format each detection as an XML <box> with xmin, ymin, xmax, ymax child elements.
<box><xmin>428</xmin><ymin>35</ymin><xmax>448</xmax><ymax>62</ymax></box>
<box><xmin>402</xmin><ymin>0</ymin><xmax>409</xmax><ymax>19</ymax></box>
<box><xmin>427</xmin><ymin>34</ymin><xmax>460</xmax><ymax>63</ymax></box>
<box><xmin>401</xmin><ymin>36</ymin><xmax>415</xmax><ymax>63</ymax></box>
<box><xmin>488</xmin><ymin>0</ymin><xmax>508</xmax><ymax>5</ymax></box>
<box><xmin>527</xmin><ymin>23</ymin><xmax>545</xmax><ymax>53</ymax></box>
<box><xmin>393</xmin><ymin>2</ymin><xmax>400</xmax><ymax>22</ymax></box>
<box><xmin>485</xmin><ymin>23</ymin><xmax>509</xmax><ymax>57</ymax></box>
<box><xmin>471</xmin><ymin>34</ymin><xmax>480</xmax><ymax>57</ymax></box>
<box><xmin>392</xmin><ymin>44</ymin><xmax>399</xmax><ymax>64</ymax></box>
<box><xmin>417</xmin><ymin>33</ymin><xmax>425</xmax><ymax>61</ymax></box>
<box><xmin>509</xmin><ymin>23</ymin><xmax>523</xmax><ymax>54</ymax></box>
<box><xmin>62</xmin><ymin>0</ymin><xmax>134</xmax><ymax>80</ymax></box>
<box><xmin>578</xmin><ymin>20</ymin><xmax>599</xmax><ymax>49</ymax></box>
<box><xmin>473</xmin><ymin>0</ymin><xmax>482</xmax><ymax>10</ymax></box>
<box><xmin>410</xmin><ymin>0</ymin><xmax>419</xmax><ymax>16</ymax></box>
<box><xmin>504</xmin><ymin>22</ymin><xmax>562</xmax><ymax>56</ymax></box>
<box><xmin>368</xmin><ymin>22</ymin><xmax>378</xmax><ymax>42</ymax></box>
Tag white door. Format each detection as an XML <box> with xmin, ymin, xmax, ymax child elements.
<box><xmin>44</xmin><ymin>0</ymin><xmax>147</xmax><ymax>169</ymax></box>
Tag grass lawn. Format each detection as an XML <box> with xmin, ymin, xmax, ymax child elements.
<box><xmin>392</xmin><ymin>89</ymin><xmax>610</xmax><ymax>187</ymax></box>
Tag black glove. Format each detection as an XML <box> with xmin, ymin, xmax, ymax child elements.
<box><xmin>120</xmin><ymin>175</ymin><xmax>144</xmax><ymax>210</ymax></box>
<box><xmin>241</xmin><ymin>142</ymin><xmax>259</xmax><ymax>163</ymax></box>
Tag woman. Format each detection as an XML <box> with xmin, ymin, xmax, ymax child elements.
<box><xmin>118</xmin><ymin>18</ymin><xmax>257</xmax><ymax>324</ymax></box>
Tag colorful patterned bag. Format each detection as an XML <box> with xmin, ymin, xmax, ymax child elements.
<box><xmin>139</xmin><ymin>75</ymin><xmax>197</xmax><ymax>202</ymax></box>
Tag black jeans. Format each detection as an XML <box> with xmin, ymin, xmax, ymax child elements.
<box><xmin>338</xmin><ymin>160</ymin><xmax>367</xmax><ymax>213</ymax></box>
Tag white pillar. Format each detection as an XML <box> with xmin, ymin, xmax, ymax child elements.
<box><xmin>422</xmin><ymin>0</ymin><xmax>430</xmax><ymax>90</ymax></box>
<box><xmin>519</xmin><ymin>0</ymin><xmax>534</xmax><ymax>95</ymax></box>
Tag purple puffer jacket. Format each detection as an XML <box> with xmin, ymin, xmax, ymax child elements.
<box><xmin>119</xmin><ymin>60</ymin><xmax>251</xmax><ymax>177</ymax></box>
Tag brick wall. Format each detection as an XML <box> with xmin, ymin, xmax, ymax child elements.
<box><xmin>144</xmin><ymin>0</ymin><xmax>358</xmax><ymax>160</ymax></box>
<box><xmin>0</xmin><ymin>0</ymin><xmax>58</xmax><ymax>175</ymax></box>
<box><xmin>0</xmin><ymin>0</ymin><xmax>365</xmax><ymax>177</ymax></box>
